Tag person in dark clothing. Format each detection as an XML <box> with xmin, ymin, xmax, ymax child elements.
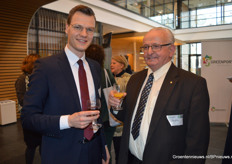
<box><xmin>110</xmin><ymin>55</ymin><xmax>131</xmax><ymax>164</ymax></box>
<box><xmin>222</xmin><ymin>78</ymin><xmax>232</xmax><ymax>164</ymax></box>
<box><xmin>109</xmin><ymin>27</ymin><xmax>210</xmax><ymax>164</ymax></box>
<box><xmin>15</xmin><ymin>54</ymin><xmax>42</xmax><ymax>164</ymax></box>
<box><xmin>86</xmin><ymin>44</ymin><xmax>116</xmax><ymax>164</ymax></box>
<box><xmin>21</xmin><ymin>5</ymin><xmax>110</xmax><ymax>164</ymax></box>
<box><xmin>125</xmin><ymin>64</ymin><xmax>133</xmax><ymax>74</ymax></box>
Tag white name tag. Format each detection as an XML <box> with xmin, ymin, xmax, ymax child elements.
<box><xmin>166</xmin><ymin>114</ymin><xmax>183</xmax><ymax>126</ymax></box>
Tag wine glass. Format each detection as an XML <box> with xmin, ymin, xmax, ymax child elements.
<box><xmin>86</xmin><ymin>98</ymin><xmax>102</xmax><ymax>131</ymax></box>
<box><xmin>112</xmin><ymin>84</ymin><xmax>125</xmax><ymax>110</ymax></box>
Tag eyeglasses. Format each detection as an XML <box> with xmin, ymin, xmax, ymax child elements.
<box><xmin>140</xmin><ymin>43</ymin><xmax>172</xmax><ymax>52</ymax></box>
<box><xmin>70</xmin><ymin>24</ymin><xmax>95</xmax><ymax>35</ymax></box>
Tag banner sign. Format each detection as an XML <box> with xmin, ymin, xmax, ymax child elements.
<box><xmin>201</xmin><ymin>41</ymin><xmax>232</xmax><ymax>123</ymax></box>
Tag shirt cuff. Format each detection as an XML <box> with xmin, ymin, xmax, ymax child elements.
<box><xmin>113</xmin><ymin>110</ymin><xmax>119</xmax><ymax>114</ymax></box>
<box><xmin>60</xmin><ymin>115</ymin><xmax>70</xmax><ymax>130</ymax></box>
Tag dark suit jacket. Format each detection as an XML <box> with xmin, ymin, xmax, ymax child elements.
<box><xmin>116</xmin><ymin>63</ymin><xmax>210</xmax><ymax>164</ymax></box>
<box><xmin>15</xmin><ymin>73</ymin><xmax>42</xmax><ymax>148</ymax></box>
<box><xmin>222</xmin><ymin>104</ymin><xmax>232</xmax><ymax>164</ymax></box>
<box><xmin>21</xmin><ymin>51</ymin><xmax>106</xmax><ymax>164</ymax></box>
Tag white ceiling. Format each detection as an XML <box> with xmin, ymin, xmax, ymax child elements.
<box><xmin>43</xmin><ymin>0</ymin><xmax>232</xmax><ymax>42</ymax></box>
<box><xmin>102</xmin><ymin>23</ymin><xmax>132</xmax><ymax>35</ymax></box>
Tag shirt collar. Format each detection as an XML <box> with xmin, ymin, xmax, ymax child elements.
<box><xmin>115</xmin><ymin>70</ymin><xmax>126</xmax><ymax>77</ymax></box>
<box><xmin>147</xmin><ymin>61</ymin><xmax>171</xmax><ymax>81</ymax></box>
<box><xmin>64</xmin><ymin>45</ymin><xmax>87</xmax><ymax>66</ymax></box>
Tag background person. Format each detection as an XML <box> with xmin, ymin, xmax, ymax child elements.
<box><xmin>86</xmin><ymin>44</ymin><xmax>116</xmax><ymax>164</ymax></box>
<box><xmin>111</xmin><ymin>55</ymin><xmax>131</xmax><ymax>91</ymax></box>
<box><xmin>222</xmin><ymin>78</ymin><xmax>232</xmax><ymax>164</ymax></box>
<box><xmin>21</xmin><ymin>5</ymin><xmax>109</xmax><ymax>164</ymax></box>
<box><xmin>15</xmin><ymin>54</ymin><xmax>41</xmax><ymax>164</ymax></box>
<box><xmin>110</xmin><ymin>55</ymin><xmax>131</xmax><ymax>164</ymax></box>
<box><xmin>109</xmin><ymin>27</ymin><xmax>210</xmax><ymax>164</ymax></box>
<box><xmin>125</xmin><ymin>64</ymin><xmax>133</xmax><ymax>75</ymax></box>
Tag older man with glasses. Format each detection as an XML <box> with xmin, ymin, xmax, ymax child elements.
<box><xmin>109</xmin><ymin>27</ymin><xmax>210</xmax><ymax>164</ymax></box>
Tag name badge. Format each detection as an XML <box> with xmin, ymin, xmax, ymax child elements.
<box><xmin>166</xmin><ymin>114</ymin><xmax>183</xmax><ymax>126</ymax></box>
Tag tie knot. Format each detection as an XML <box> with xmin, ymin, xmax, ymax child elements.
<box><xmin>149</xmin><ymin>73</ymin><xmax>154</xmax><ymax>81</ymax></box>
<box><xmin>77</xmin><ymin>59</ymin><xmax>83</xmax><ymax>66</ymax></box>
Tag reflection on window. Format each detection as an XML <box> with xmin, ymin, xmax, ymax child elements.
<box><xmin>225</xmin><ymin>4</ymin><xmax>232</xmax><ymax>24</ymax></box>
<box><xmin>103</xmin><ymin>0</ymin><xmax>232</xmax><ymax>29</ymax></box>
<box><xmin>191</xmin><ymin>44</ymin><xmax>197</xmax><ymax>54</ymax></box>
<box><xmin>181</xmin><ymin>43</ymin><xmax>202</xmax><ymax>75</ymax></box>
<box><xmin>150</xmin><ymin>13</ymin><xmax>174</xmax><ymax>28</ymax></box>
<box><xmin>181</xmin><ymin>3</ymin><xmax>232</xmax><ymax>28</ymax></box>
<box><xmin>197</xmin><ymin>43</ymin><xmax>201</xmax><ymax>54</ymax></box>
<box><xmin>28</xmin><ymin>8</ymin><xmax>67</xmax><ymax>57</ymax></box>
<box><xmin>181</xmin><ymin>44</ymin><xmax>189</xmax><ymax>71</ymax></box>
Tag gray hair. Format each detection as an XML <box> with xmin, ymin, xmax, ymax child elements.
<box><xmin>149</xmin><ymin>27</ymin><xmax>175</xmax><ymax>44</ymax></box>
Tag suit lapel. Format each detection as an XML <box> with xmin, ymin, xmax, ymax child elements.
<box><xmin>127</xmin><ymin>70</ymin><xmax>148</xmax><ymax>126</ymax></box>
<box><xmin>86</xmin><ymin>58</ymin><xmax>100</xmax><ymax>98</ymax></box>
<box><xmin>146</xmin><ymin>63</ymin><xmax>179</xmax><ymax>144</ymax></box>
<box><xmin>57</xmin><ymin>51</ymin><xmax>81</xmax><ymax>110</ymax></box>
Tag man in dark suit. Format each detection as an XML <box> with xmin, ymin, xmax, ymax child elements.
<box><xmin>21</xmin><ymin>5</ymin><xmax>109</xmax><ymax>164</ymax></box>
<box><xmin>109</xmin><ymin>27</ymin><xmax>210</xmax><ymax>164</ymax></box>
<box><xmin>222</xmin><ymin>79</ymin><xmax>232</xmax><ymax>164</ymax></box>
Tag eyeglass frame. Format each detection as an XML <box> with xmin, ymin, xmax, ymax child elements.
<box><xmin>140</xmin><ymin>43</ymin><xmax>172</xmax><ymax>52</ymax></box>
<box><xmin>70</xmin><ymin>24</ymin><xmax>95</xmax><ymax>35</ymax></box>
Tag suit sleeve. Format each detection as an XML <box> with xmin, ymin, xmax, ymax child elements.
<box><xmin>21</xmin><ymin>60</ymin><xmax>61</xmax><ymax>137</ymax></box>
<box><xmin>184</xmin><ymin>78</ymin><xmax>210</xmax><ymax>164</ymax></box>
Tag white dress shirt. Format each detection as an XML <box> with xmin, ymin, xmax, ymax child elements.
<box><xmin>59</xmin><ymin>46</ymin><xmax>95</xmax><ymax>130</ymax></box>
<box><xmin>129</xmin><ymin>61</ymin><xmax>171</xmax><ymax>160</ymax></box>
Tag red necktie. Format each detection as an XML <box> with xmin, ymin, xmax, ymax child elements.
<box><xmin>78</xmin><ymin>59</ymin><xmax>93</xmax><ymax>140</ymax></box>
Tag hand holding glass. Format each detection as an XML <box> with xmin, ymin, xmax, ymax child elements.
<box><xmin>112</xmin><ymin>84</ymin><xmax>125</xmax><ymax>110</ymax></box>
<box><xmin>86</xmin><ymin>99</ymin><xmax>102</xmax><ymax>130</ymax></box>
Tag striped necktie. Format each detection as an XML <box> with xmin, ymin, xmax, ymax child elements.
<box><xmin>131</xmin><ymin>73</ymin><xmax>154</xmax><ymax>140</ymax></box>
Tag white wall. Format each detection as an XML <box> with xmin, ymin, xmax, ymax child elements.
<box><xmin>174</xmin><ymin>25</ymin><xmax>232</xmax><ymax>42</ymax></box>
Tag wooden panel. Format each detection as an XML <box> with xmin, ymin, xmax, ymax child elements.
<box><xmin>0</xmin><ymin>0</ymin><xmax>55</xmax><ymax>118</ymax></box>
<box><xmin>111</xmin><ymin>36</ymin><xmax>144</xmax><ymax>72</ymax></box>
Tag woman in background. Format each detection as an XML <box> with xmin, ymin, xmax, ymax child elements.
<box><xmin>110</xmin><ymin>55</ymin><xmax>131</xmax><ymax>164</ymax></box>
<box><xmin>15</xmin><ymin>54</ymin><xmax>41</xmax><ymax>164</ymax></box>
<box><xmin>86</xmin><ymin>44</ymin><xmax>116</xmax><ymax>164</ymax></box>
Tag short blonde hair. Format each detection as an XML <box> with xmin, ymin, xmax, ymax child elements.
<box><xmin>112</xmin><ymin>55</ymin><xmax>128</xmax><ymax>70</ymax></box>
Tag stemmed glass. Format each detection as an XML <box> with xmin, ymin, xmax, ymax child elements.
<box><xmin>86</xmin><ymin>98</ymin><xmax>102</xmax><ymax>131</ymax></box>
<box><xmin>112</xmin><ymin>84</ymin><xmax>125</xmax><ymax>110</ymax></box>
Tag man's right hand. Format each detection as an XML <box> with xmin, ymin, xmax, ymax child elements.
<box><xmin>68</xmin><ymin>111</ymin><xmax>100</xmax><ymax>129</ymax></box>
